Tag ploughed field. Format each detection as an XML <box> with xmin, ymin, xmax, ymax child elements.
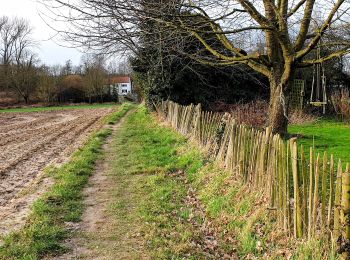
<box><xmin>0</xmin><ymin>107</ymin><xmax>113</xmax><ymax>234</ymax></box>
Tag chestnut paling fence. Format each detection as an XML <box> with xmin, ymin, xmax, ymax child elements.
<box><xmin>155</xmin><ymin>100</ymin><xmax>350</xmax><ymax>256</ymax></box>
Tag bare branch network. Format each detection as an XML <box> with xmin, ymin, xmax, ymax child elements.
<box><xmin>40</xmin><ymin>0</ymin><xmax>350</xmax><ymax>133</ymax></box>
<box><xmin>40</xmin><ymin>0</ymin><xmax>350</xmax><ymax>70</ymax></box>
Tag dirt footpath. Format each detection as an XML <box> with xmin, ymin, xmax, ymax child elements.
<box><xmin>0</xmin><ymin>108</ymin><xmax>114</xmax><ymax>236</ymax></box>
<box><xmin>55</xmin><ymin>109</ymin><xmax>148</xmax><ymax>259</ymax></box>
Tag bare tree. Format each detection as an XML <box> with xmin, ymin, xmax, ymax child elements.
<box><xmin>0</xmin><ymin>16</ymin><xmax>38</xmax><ymax>103</ymax></box>
<box><xmin>81</xmin><ymin>54</ymin><xmax>107</xmax><ymax>103</ymax></box>
<box><xmin>61</xmin><ymin>59</ymin><xmax>72</xmax><ymax>75</ymax></box>
<box><xmin>117</xmin><ymin>60</ymin><xmax>132</xmax><ymax>75</ymax></box>
<box><xmin>0</xmin><ymin>17</ymin><xmax>34</xmax><ymax>65</ymax></box>
<box><xmin>41</xmin><ymin>0</ymin><xmax>350</xmax><ymax>133</ymax></box>
<box><xmin>10</xmin><ymin>52</ymin><xmax>39</xmax><ymax>103</ymax></box>
<box><xmin>0</xmin><ymin>16</ymin><xmax>17</xmax><ymax>90</ymax></box>
<box><xmin>37</xmin><ymin>66</ymin><xmax>57</xmax><ymax>103</ymax></box>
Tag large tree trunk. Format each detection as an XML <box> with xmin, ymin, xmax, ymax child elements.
<box><xmin>269</xmin><ymin>82</ymin><xmax>288</xmax><ymax>135</ymax></box>
<box><xmin>23</xmin><ymin>95</ymin><xmax>29</xmax><ymax>104</ymax></box>
<box><xmin>268</xmin><ymin>71</ymin><xmax>294</xmax><ymax>135</ymax></box>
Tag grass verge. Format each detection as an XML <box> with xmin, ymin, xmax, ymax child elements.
<box><xmin>105</xmin><ymin>102</ymin><xmax>134</xmax><ymax>125</ymax></box>
<box><xmin>114</xmin><ymin>107</ymin><xmax>205</xmax><ymax>259</ymax></box>
<box><xmin>111</xmin><ymin>106</ymin><xmax>230</xmax><ymax>258</ymax></box>
<box><xmin>0</xmin><ymin>103</ymin><xmax>134</xmax><ymax>259</ymax></box>
<box><xmin>0</xmin><ymin>103</ymin><xmax>118</xmax><ymax>113</ymax></box>
<box><xmin>113</xmin><ymin>106</ymin><xmax>338</xmax><ymax>259</ymax></box>
<box><xmin>117</xmin><ymin>106</ymin><xmax>261</xmax><ymax>257</ymax></box>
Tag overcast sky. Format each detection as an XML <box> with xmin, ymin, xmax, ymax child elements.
<box><xmin>1</xmin><ymin>0</ymin><xmax>82</xmax><ymax>66</ymax></box>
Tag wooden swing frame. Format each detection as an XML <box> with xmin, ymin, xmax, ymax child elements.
<box><xmin>309</xmin><ymin>43</ymin><xmax>327</xmax><ymax>113</ymax></box>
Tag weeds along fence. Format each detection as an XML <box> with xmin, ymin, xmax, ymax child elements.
<box><xmin>155</xmin><ymin>100</ymin><xmax>350</xmax><ymax>256</ymax></box>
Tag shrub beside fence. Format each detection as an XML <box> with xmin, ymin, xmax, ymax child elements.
<box><xmin>155</xmin><ymin>100</ymin><xmax>350</xmax><ymax>257</ymax></box>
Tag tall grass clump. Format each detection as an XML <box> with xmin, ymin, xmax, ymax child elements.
<box><xmin>332</xmin><ymin>89</ymin><xmax>350</xmax><ymax>121</ymax></box>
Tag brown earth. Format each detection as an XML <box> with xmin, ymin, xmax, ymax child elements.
<box><xmin>0</xmin><ymin>108</ymin><xmax>114</xmax><ymax>236</ymax></box>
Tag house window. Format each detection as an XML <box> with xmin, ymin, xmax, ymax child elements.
<box><xmin>122</xmin><ymin>89</ymin><xmax>128</xmax><ymax>94</ymax></box>
<box><xmin>121</xmin><ymin>84</ymin><xmax>128</xmax><ymax>87</ymax></box>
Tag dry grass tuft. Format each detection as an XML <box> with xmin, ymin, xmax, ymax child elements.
<box><xmin>289</xmin><ymin>110</ymin><xmax>319</xmax><ymax>125</ymax></box>
<box><xmin>331</xmin><ymin>89</ymin><xmax>350</xmax><ymax>120</ymax></box>
<box><xmin>210</xmin><ymin>100</ymin><xmax>268</xmax><ymax>128</ymax></box>
<box><xmin>211</xmin><ymin>100</ymin><xmax>321</xmax><ymax>127</ymax></box>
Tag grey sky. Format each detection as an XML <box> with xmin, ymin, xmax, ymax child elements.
<box><xmin>1</xmin><ymin>0</ymin><xmax>82</xmax><ymax>66</ymax></box>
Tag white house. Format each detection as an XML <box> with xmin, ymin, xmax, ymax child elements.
<box><xmin>109</xmin><ymin>76</ymin><xmax>132</xmax><ymax>96</ymax></box>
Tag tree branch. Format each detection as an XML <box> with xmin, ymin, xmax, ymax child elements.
<box><xmin>296</xmin><ymin>0</ymin><xmax>346</xmax><ymax>59</ymax></box>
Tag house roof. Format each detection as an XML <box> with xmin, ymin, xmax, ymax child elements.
<box><xmin>108</xmin><ymin>76</ymin><xmax>131</xmax><ymax>84</ymax></box>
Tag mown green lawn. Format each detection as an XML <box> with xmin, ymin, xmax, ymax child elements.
<box><xmin>289</xmin><ymin>119</ymin><xmax>350</xmax><ymax>164</ymax></box>
<box><xmin>0</xmin><ymin>103</ymin><xmax>118</xmax><ymax>113</ymax></box>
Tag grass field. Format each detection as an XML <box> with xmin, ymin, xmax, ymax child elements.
<box><xmin>0</xmin><ymin>103</ymin><xmax>118</xmax><ymax>113</ymax></box>
<box><xmin>289</xmin><ymin>119</ymin><xmax>350</xmax><ymax>163</ymax></box>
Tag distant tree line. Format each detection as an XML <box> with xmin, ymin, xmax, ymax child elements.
<box><xmin>0</xmin><ymin>16</ymin><xmax>129</xmax><ymax>105</ymax></box>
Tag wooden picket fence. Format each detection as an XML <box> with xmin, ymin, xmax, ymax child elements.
<box><xmin>155</xmin><ymin>100</ymin><xmax>350</xmax><ymax>256</ymax></box>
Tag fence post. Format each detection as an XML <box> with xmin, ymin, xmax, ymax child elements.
<box><xmin>328</xmin><ymin>155</ymin><xmax>335</xmax><ymax>228</ymax></box>
<box><xmin>308</xmin><ymin>147</ymin><xmax>314</xmax><ymax>239</ymax></box>
<box><xmin>300</xmin><ymin>145</ymin><xmax>308</xmax><ymax>235</ymax></box>
<box><xmin>321</xmin><ymin>152</ymin><xmax>328</xmax><ymax>229</ymax></box>
<box><xmin>341</xmin><ymin>165</ymin><xmax>350</xmax><ymax>259</ymax></box>
<box><xmin>334</xmin><ymin>160</ymin><xmax>342</xmax><ymax>242</ymax></box>
<box><xmin>312</xmin><ymin>154</ymin><xmax>320</xmax><ymax>237</ymax></box>
<box><xmin>194</xmin><ymin>103</ymin><xmax>201</xmax><ymax>140</ymax></box>
<box><xmin>290</xmin><ymin>138</ymin><xmax>303</xmax><ymax>238</ymax></box>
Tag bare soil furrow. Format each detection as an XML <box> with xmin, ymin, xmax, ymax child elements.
<box><xmin>0</xmin><ymin>111</ymin><xmax>104</xmax><ymax>165</ymax></box>
<box><xmin>0</xmin><ymin>115</ymin><xmax>78</xmax><ymax>146</ymax></box>
<box><xmin>0</xmin><ymin>116</ymin><xmax>101</xmax><ymax>205</ymax></box>
<box><xmin>0</xmin><ymin>114</ymin><xmax>57</xmax><ymax>133</ymax></box>
<box><xmin>0</xmin><ymin>121</ymin><xmax>81</xmax><ymax>172</ymax></box>
<box><xmin>0</xmin><ymin>107</ymin><xmax>114</xmax><ymax>235</ymax></box>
